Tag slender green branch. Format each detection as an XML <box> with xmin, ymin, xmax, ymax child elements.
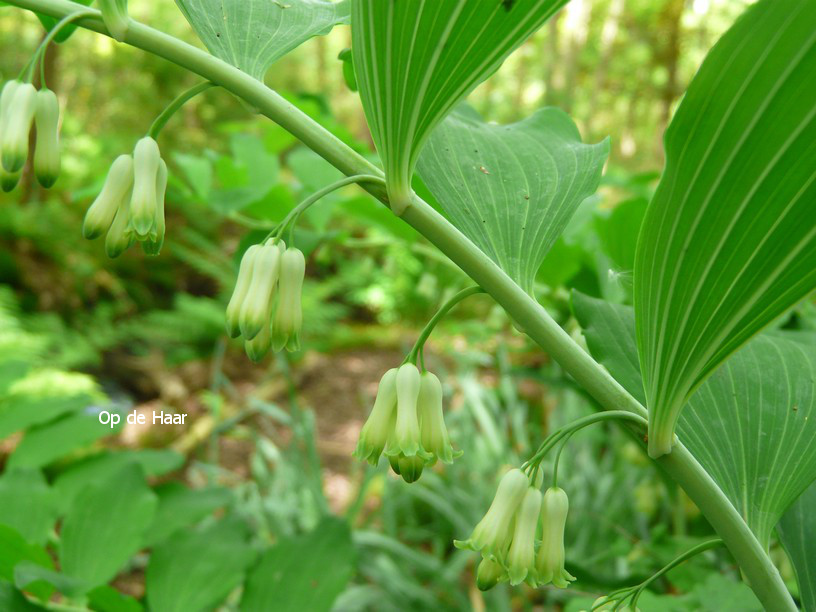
<box><xmin>148</xmin><ymin>81</ymin><xmax>215</xmax><ymax>139</ymax></box>
<box><xmin>3</xmin><ymin>2</ymin><xmax>795</xmax><ymax>609</ymax></box>
<box><xmin>404</xmin><ymin>286</ymin><xmax>484</xmax><ymax>365</ymax></box>
<box><xmin>274</xmin><ymin>174</ymin><xmax>385</xmax><ymax>242</ymax></box>
<box><xmin>19</xmin><ymin>8</ymin><xmax>95</xmax><ymax>83</ymax></box>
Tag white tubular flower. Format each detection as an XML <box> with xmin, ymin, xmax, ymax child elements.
<box><xmin>476</xmin><ymin>557</ymin><xmax>507</xmax><ymax>592</ymax></box>
<box><xmin>83</xmin><ymin>155</ymin><xmax>134</xmax><ymax>240</ymax></box>
<box><xmin>0</xmin><ymin>80</ymin><xmax>21</xmax><ymax>138</ymax></box>
<box><xmin>141</xmin><ymin>159</ymin><xmax>167</xmax><ymax>256</ymax></box>
<box><xmin>1</xmin><ymin>83</ymin><xmax>37</xmax><ymax>173</ymax></box>
<box><xmin>129</xmin><ymin>137</ymin><xmax>162</xmax><ymax>238</ymax></box>
<box><xmin>353</xmin><ymin>367</ymin><xmax>398</xmax><ymax>466</ymax></box>
<box><xmin>225</xmin><ymin>245</ymin><xmax>261</xmax><ymax>339</ymax></box>
<box><xmin>390</xmin><ymin>363</ymin><xmax>423</xmax><ymax>458</ymax></box>
<box><xmin>417</xmin><ymin>371</ymin><xmax>460</xmax><ymax>465</ymax></box>
<box><xmin>272</xmin><ymin>247</ymin><xmax>305</xmax><ymax>353</ymax></box>
<box><xmin>454</xmin><ymin>468</ymin><xmax>530</xmax><ymax>562</ymax></box>
<box><xmin>506</xmin><ymin>487</ymin><xmax>542</xmax><ymax>586</ymax></box>
<box><xmin>536</xmin><ymin>486</ymin><xmax>576</xmax><ymax>589</ymax></box>
<box><xmin>244</xmin><ymin>318</ymin><xmax>272</xmax><ymax>362</ymax></box>
<box><xmin>238</xmin><ymin>242</ymin><xmax>283</xmax><ymax>340</ymax></box>
<box><xmin>105</xmin><ymin>197</ymin><xmax>135</xmax><ymax>259</ymax></box>
<box><xmin>33</xmin><ymin>88</ymin><xmax>60</xmax><ymax>188</ymax></box>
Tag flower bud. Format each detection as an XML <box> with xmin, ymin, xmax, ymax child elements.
<box><xmin>0</xmin><ymin>165</ymin><xmax>21</xmax><ymax>192</ymax></box>
<box><xmin>536</xmin><ymin>486</ymin><xmax>576</xmax><ymax>588</ymax></box>
<box><xmin>272</xmin><ymin>247</ymin><xmax>305</xmax><ymax>352</ymax></box>
<box><xmin>141</xmin><ymin>159</ymin><xmax>167</xmax><ymax>256</ymax></box>
<box><xmin>418</xmin><ymin>371</ymin><xmax>460</xmax><ymax>465</ymax></box>
<box><xmin>388</xmin><ymin>454</ymin><xmax>424</xmax><ymax>483</ymax></box>
<box><xmin>1</xmin><ymin>83</ymin><xmax>37</xmax><ymax>173</ymax></box>
<box><xmin>239</xmin><ymin>242</ymin><xmax>282</xmax><ymax>340</ymax></box>
<box><xmin>129</xmin><ymin>137</ymin><xmax>161</xmax><ymax>238</ymax></box>
<box><xmin>353</xmin><ymin>367</ymin><xmax>397</xmax><ymax>466</ymax></box>
<box><xmin>226</xmin><ymin>245</ymin><xmax>261</xmax><ymax>338</ymax></box>
<box><xmin>105</xmin><ymin>199</ymin><xmax>135</xmax><ymax>259</ymax></box>
<box><xmin>245</xmin><ymin>321</ymin><xmax>272</xmax><ymax>362</ymax></box>
<box><xmin>507</xmin><ymin>487</ymin><xmax>542</xmax><ymax>586</ymax></box>
<box><xmin>99</xmin><ymin>0</ymin><xmax>129</xmax><ymax>42</ymax></box>
<box><xmin>83</xmin><ymin>155</ymin><xmax>134</xmax><ymax>240</ymax></box>
<box><xmin>33</xmin><ymin>88</ymin><xmax>60</xmax><ymax>188</ymax></box>
<box><xmin>0</xmin><ymin>80</ymin><xmax>21</xmax><ymax>147</ymax></box>
<box><xmin>390</xmin><ymin>363</ymin><xmax>422</xmax><ymax>457</ymax></box>
<box><xmin>454</xmin><ymin>468</ymin><xmax>530</xmax><ymax>561</ymax></box>
<box><xmin>475</xmin><ymin>557</ymin><xmax>506</xmax><ymax>592</ymax></box>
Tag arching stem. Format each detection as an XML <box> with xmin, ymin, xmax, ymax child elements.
<box><xmin>148</xmin><ymin>81</ymin><xmax>216</xmax><ymax>139</ymax></box>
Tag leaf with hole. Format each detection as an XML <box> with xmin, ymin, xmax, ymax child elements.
<box><xmin>633</xmin><ymin>0</ymin><xmax>816</xmax><ymax>457</ymax></box>
<box><xmin>175</xmin><ymin>0</ymin><xmax>350</xmax><ymax>80</ymax></box>
<box><xmin>417</xmin><ymin>106</ymin><xmax>608</xmax><ymax>293</ymax></box>
<box><xmin>352</xmin><ymin>0</ymin><xmax>567</xmax><ymax>213</ymax></box>
<box><xmin>573</xmin><ymin>292</ymin><xmax>816</xmax><ymax>548</ymax></box>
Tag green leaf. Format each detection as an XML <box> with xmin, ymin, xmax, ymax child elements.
<box><xmin>0</xmin><ymin>394</ymin><xmax>91</xmax><ymax>440</ymax></box>
<box><xmin>86</xmin><ymin>585</ymin><xmax>143</xmax><ymax>612</ymax></box>
<box><xmin>146</xmin><ymin>517</ymin><xmax>255</xmax><ymax>612</ymax></box>
<box><xmin>633</xmin><ymin>0</ymin><xmax>816</xmax><ymax>457</ymax></box>
<box><xmin>240</xmin><ymin>517</ymin><xmax>355</xmax><ymax>612</ymax></box>
<box><xmin>35</xmin><ymin>0</ymin><xmax>93</xmax><ymax>43</ymax></box>
<box><xmin>0</xmin><ymin>581</ymin><xmax>45</xmax><ymax>612</ymax></box>
<box><xmin>0</xmin><ymin>526</ymin><xmax>54</xmax><ymax>602</ymax></box>
<box><xmin>59</xmin><ymin>464</ymin><xmax>157</xmax><ymax>589</ymax></box>
<box><xmin>417</xmin><ymin>106</ymin><xmax>607</xmax><ymax>293</ymax></box>
<box><xmin>14</xmin><ymin>563</ymin><xmax>86</xmax><ymax>599</ymax></box>
<box><xmin>573</xmin><ymin>292</ymin><xmax>816</xmax><ymax>547</ymax></box>
<box><xmin>144</xmin><ymin>483</ymin><xmax>232</xmax><ymax>546</ymax></box>
<box><xmin>7</xmin><ymin>407</ymin><xmax>125</xmax><ymax>469</ymax></box>
<box><xmin>0</xmin><ymin>469</ymin><xmax>57</xmax><ymax>546</ymax></box>
<box><xmin>52</xmin><ymin>450</ymin><xmax>184</xmax><ymax>514</ymax></box>
<box><xmin>352</xmin><ymin>0</ymin><xmax>567</xmax><ymax>213</ymax></box>
<box><xmin>175</xmin><ymin>0</ymin><xmax>350</xmax><ymax>80</ymax></box>
<box><xmin>778</xmin><ymin>483</ymin><xmax>816</xmax><ymax>611</ymax></box>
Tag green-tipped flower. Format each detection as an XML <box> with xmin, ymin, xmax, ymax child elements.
<box><xmin>245</xmin><ymin>319</ymin><xmax>272</xmax><ymax>362</ymax></box>
<box><xmin>33</xmin><ymin>88</ymin><xmax>60</xmax><ymax>188</ymax></box>
<box><xmin>272</xmin><ymin>247</ymin><xmax>305</xmax><ymax>352</ymax></box>
<box><xmin>354</xmin><ymin>367</ymin><xmax>398</xmax><ymax>466</ymax></box>
<box><xmin>454</xmin><ymin>468</ymin><xmax>530</xmax><ymax>562</ymax></box>
<box><xmin>99</xmin><ymin>0</ymin><xmax>130</xmax><ymax>42</ymax></box>
<box><xmin>226</xmin><ymin>245</ymin><xmax>261</xmax><ymax>338</ymax></box>
<box><xmin>0</xmin><ymin>165</ymin><xmax>21</xmax><ymax>192</ymax></box>
<box><xmin>239</xmin><ymin>242</ymin><xmax>283</xmax><ymax>340</ymax></box>
<box><xmin>388</xmin><ymin>453</ymin><xmax>424</xmax><ymax>483</ymax></box>
<box><xmin>475</xmin><ymin>557</ymin><xmax>507</xmax><ymax>592</ymax></box>
<box><xmin>141</xmin><ymin>159</ymin><xmax>167</xmax><ymax>256</ymax></box>
<box><xmin>129</xmin><ymin>137</ymin><xmax>162</xmax><ymax>238</ymax></box>
<box><xmin>105</xmin><ymin>197</ymin><xmax>134</xmax><ymax>259</ymax></box>
<box><xmin>507</xmin><ymin>487</ymin><xmax>542</xmax><ymax>586</ymax></box>
<box><xmin>83</xmin><ymin>155</ymin><xmax>134</xmax><ymax>240</ymax></box>
<box><xmin>0</xmin><ymin>81</ymin><xmax>21</xmax><ymax>162</ymax></box>
<box><xmin>536</xmin><ymin>487</ymin><xmax>576</xmax><ymax>589</ymax></box>
<box><xmin>388</xmin><ymin>363</ymin><xmax>422</xmax><ymax>457</ymax></box>
<box><xmin>417</xmin><ymin>371</ymin><xmax>460</xmax><ymax>465</ymax></box>
<box><xmin>1</xmin><ymin>83</ymin><xmax>37</xmax><ymax>173</ymax></box>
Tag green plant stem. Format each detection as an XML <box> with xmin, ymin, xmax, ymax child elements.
<box><xmin>148</xmin><ymin>81</ymin><xmax>215</xmax><ymax>139</ymax></box>
<box><xmin>404</xmin><ymin>286</ymin><xmax>484</xmax><ymax>365</ymax></box>
<box><xmin>18</xmin><ymin>8</ymin><xmax>94</xmax><ymax>83</ymax></box>
<box><xmin>6</xmin><ymin>2</ymin><xmax>795</xmax><ymax>608</ymax></box>
<box><xmin>274</xmin><ymin>174</ymin><xmax>385</xmax><ymax>242</ymax></box>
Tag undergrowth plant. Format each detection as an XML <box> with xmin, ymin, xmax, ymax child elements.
<box><xmin>1</xmin><ymin>0</ymin><xmax>815</xmax><ymax>610</ymax></box>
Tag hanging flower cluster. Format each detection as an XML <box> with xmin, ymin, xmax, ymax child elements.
<box><xmin>0</xmin><ymin>80</ymin><xmax>61</xmax><ymax>191</ymax></box>
<box><xmin>225</xmin><ymin>240</ymin><xmax>305</xmax><ymax>361</ymax></box>
<box><xmin>82</xmin><ymin>137</ymin><xmax>167</xmax><ymax>257</ymax></box>
<box><xmin>354</xmin><ymin>363</ymin><xmax>461</xmax><ymax>483</ymax></box>
<box><xmin>455</xmin><ymin>469</ymin><xmax>576</xmax><ymax>591</ymax></box>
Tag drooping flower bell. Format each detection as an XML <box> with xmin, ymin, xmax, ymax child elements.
<box><xmin>417</xmin><ymin>371</ymin><xmax>460</xmax><ymax>465</ymax></box>
<box><xmin>536</xmin><ymin>486</ymin><xmax>576</xmax><ymax>589</ymax></box>
<box><xmin>354</xmin><ymin>367</ymin><xmax>397</xmax><ymax>466</ymax></box>
<box><xmin>506</xmin><ymin>487</ymin><xmax>543</xmax><ymax>586</ymax></box>
<box><xmin>33</xmin><ymin>88</ymin><xmax>61</xmax><ymax>188</ymax></box>
<box><xmin>0</xmin><ymin>81</ymin><xmax>22</xmax><ymax>192</ymax></box>
<box><xmin>1</xmin><ymin>82</ymin><xmax>37</xmax><ymax>174</ymax></box>
<box><xmin>272</xmin><ymin>247</ymin><xmax>305</xmax><ymax>353</ymax></box>
<box><xmin>83</xmin><ymin>154</ymin><xmax>134</xmax><ymax>241</ymax></box>
<box><xmin>454</xmin><ymin>468</ymin><xmax>530</xmax><ymax>563</ymax></box>
<box><xmin>475</xmin><ymin>557</ymin><xmax>506</xmax><ymax>592</ymax></box>
<box><xmin>129</xmin><ymin>137</ymin><xmax>162</xmax><ymax>239</ymax></box>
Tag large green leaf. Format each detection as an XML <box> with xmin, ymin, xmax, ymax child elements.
<box><xmin>146</xmin><ymin>517</ymin><xmax>255</xmax><ymax>612</ymax></box>
<box><xmin>175</xmin><ymin>0</ymin><xmax>350</xmax><ymax>80</ymax></box>
<box><xmin>351</xmin><ymin>0</ymin><xmax>567</xmax><ymax>213</ymax></box>
<box><xmin>633</xmin><ymin>0</ymin><xmax>816</xmax><ymax>457</ymax></box>
<box><xmin>778</xmin><ymin>483</ymin><xmax>816</xmax><ymax>611</ymax></box>
<box><xmin>573</xmin><ymin>292</ymin><xmax>816</xmax><ymax>548</ymax></box>
<box><xmin>416</xmin><ymin>107</ymin><xmax>608</xmax><ymax>293</ymax></box>
<box><xmin>240</xmin><ymin>517</ymin><xmax>355</xmax><ymax>612</ymax></box>
<box><xmin>144</xmin><ymin>483</ymin><xmax>232</xmax><ymax>546</ymax></box>
<box><xmin>0</xmin><ymin>469</ymin><xmax>57</xmax><ymax>546</ymax></box>
<box><xmin>59</xmin><ymin>464</ymin><xmax>157</xmax><ymax>589</ymax></box>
